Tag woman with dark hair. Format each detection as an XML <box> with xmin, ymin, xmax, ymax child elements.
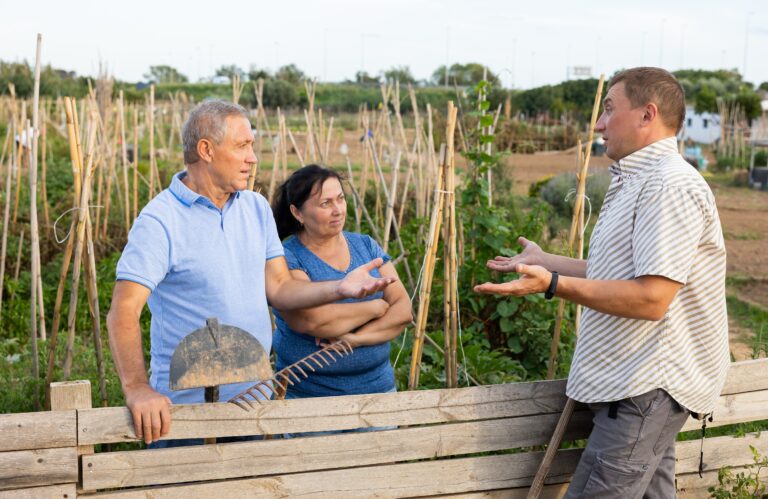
<box><xmin>271</xmin><ymin>164</ymin><xmax>412</xmax><ymax>413</ymax></box>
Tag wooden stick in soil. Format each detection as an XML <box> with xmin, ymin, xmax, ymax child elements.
<box><xmin>118</xmin><ymin>91</ymin><xmax>130</xmax><ymax>237</ymax></box>
<box><xmin>12</xmin><ymin>101</ymin><xmax>26</xmax><ymax>224</ymax></box>
<box><xmin>443</xmin><ymin>101</ymin><xmax>459</xmax><ymax>389</ymax></box>
<box><xmin>132</xmin><ymin>106</ymin><xmax>139</xmax><ymax>220</ymax></box>
<box><xmin>45</xmin><ymin>97</ymin><xmax>84</xmax><ymax>406</ymax></box>
<box><xmin>83</xmin><ymin>212</ymin><xmax>108</xmax><ymax>405</ymax></box>
<box><xmin>0</xmin><ymin>124</ymin><xmax>13</xmax><ymax>316</ymax></box>
<box><xmin>29</xmin><ymin>34</ymin><xmax>44</xmax><ymax>409</ymax></box>
<box><xmin>41</xmin><ymin>118</ymin><xmax>50</xmax><ymax>231</ymax></box>
<box><xmin>62</xmin><ymin>102</ymin><xmax>99</xmax><ymax>379</ymax></box>
<box><xmin>148</xmin><ymin>85</ymin><xmax>156</xmax><ymax>198</ymax></box>
<box><xmin>407</xmin><ymin>143</ymin><xmax>448</xmax><ymax>390</ymax></box>
<box><xmin>12</xmin><ymin>229</ymin><xmax>24</xmax><ymax>281</ymax></box>
<box><xmin>528</xmin><ymin>74</ymin><xmax>604</xmax><ymax>499</ymax></box>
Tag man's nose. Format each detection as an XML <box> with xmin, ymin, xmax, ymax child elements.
<box><xmin>595</xmin><ymin>113</ymin><xmax>606</xmax><ymax>132</ymax></box>
<box><xmin>246</xmin><ymin>148</ymin><xmax>257</xmax><ymax>164</ymax></box>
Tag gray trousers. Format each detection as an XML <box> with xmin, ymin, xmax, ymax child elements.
<box><xmin>564</xmin><ymin>389</ymin><xmax>690</xmax><ymax>499</ymax></box>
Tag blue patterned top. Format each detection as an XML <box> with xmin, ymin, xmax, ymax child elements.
<box><xmin>272</xmin><ymin>231</ymin><xmax>396</xmax><ymax>397</ymax></box>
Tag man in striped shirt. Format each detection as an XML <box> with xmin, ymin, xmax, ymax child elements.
<box><xmin>476</xmin><ymin>67</ymin><xmax>728</xmax><ymax>498</ymax></box>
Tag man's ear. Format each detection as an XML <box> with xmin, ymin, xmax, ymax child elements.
<box><xmin>641</xmin><ymin>102</ymin><xmax>659</xmax><ymax>127</ymax></box>
<box><xmin>289</xmin><ymin>204</ymin><xmax>303</xmax><ymax>225</ymax></box>
<box><xmin>196</xmin><ymin>138</ymin><xmax>214</xmax><ymax>163</ymax></box>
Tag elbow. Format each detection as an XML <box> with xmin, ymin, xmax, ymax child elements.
<box><xmin>637</xmin><ymin>301</ymin><xmax>671</xmax><ymax>322</ymax></box>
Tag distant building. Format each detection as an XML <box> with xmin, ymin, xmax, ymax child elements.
<box><xmin>681</xmin><ymin>106</ymin><xmax>720</xmax><ymax>144</ymax></box>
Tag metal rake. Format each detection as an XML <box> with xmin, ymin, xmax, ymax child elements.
<box><xmin>228</xmin><ymin>340</ymin><xmax>353</xmax><ymax>410</ymax></box>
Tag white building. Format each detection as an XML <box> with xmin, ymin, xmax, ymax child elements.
<box><xmin>681</xmin><ymin>106</ymin><xmax>721</xmax><ymax>144</ymax></box>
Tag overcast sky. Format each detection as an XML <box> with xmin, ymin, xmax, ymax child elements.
<box><xmin>2</xmin><ymin>0</ymin><xmax>766</xmax><ymax>89</ymax></box>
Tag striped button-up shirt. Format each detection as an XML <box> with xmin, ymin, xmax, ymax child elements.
<box><xmin>566</xmin><ymin>137</ymin><xmax>729</xmax><ymax>414</ymax></box>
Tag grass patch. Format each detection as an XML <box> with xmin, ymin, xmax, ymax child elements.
<box><xmin>727</xmin><ymin>295</ymin><xmax>768</xmax><ymax>358</ymax></box>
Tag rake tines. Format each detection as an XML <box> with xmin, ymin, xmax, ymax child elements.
<box><xmin>228</xmin><ymin>340</ymin><xmax>353</xmax><ymax>410</ymax></box>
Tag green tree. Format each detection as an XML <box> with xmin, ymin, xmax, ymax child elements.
<box><xmin>214</xmin><ymin>64</ymin><xmax>245</xmax><ymax>82</ymax></box>
<box><xmin>759</xmin><ymin>81</ymin><xmax>768</xmax><ymax>92</ymax></box>
<box><xmin>143</xmin><ymin>65</ymin><xmax>188</xmax><ymax>84</ymax></box>
<box><xmin>275</xmin><ymin>64</ymin><xmax>305</xmax><ymax>84</ymax></box>
<box><xmin>694</xmin><ymin>85</ymin><xmax>718</xmax><ymax>114</ymax></box>
<box><xmin>431</xmin><ymin>63</ymin><xmax>499</xmax><ymax>87</ymax></box>
<box><xmin>382</xmin><ymin>66</ymin><xmax>416</xmax><ymax>85</ymax></box>
<box><xmin>247</xmin><ymin>66</ymin><xmax>271</xmax><ymax>82</ymax></box>
<box><xmin>355</xmin><ymin>71</ymin><xmax>380</xmax><ymax>86</ymax></box>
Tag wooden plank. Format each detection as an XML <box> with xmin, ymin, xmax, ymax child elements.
<box><xmin>0</xmin><ymin>447</ymin><xmax>77</xmax><ymax>491</ymax></box>
<box><xmin>0</xmin><ymin>483</ymin><xmax>76</xmax><ymax>499</ymax></box>
<box><xmin>78</xmin><ymin>379</ymin><xmax>572</xmax><ymax>445</ymax></box>
<box><xmin>681</xmin><ymin>389</ymin><xmax>768</xmax><ymax>432</ymax></box>
<box><xmin>77</xmin><ymin>359</ymin><xmax>766</xmax><ymax>445</ymax></box>
<box><xmin>719</xmin><ymin>357</ymin><xmax>768</xmax><ymax>394</ymax></box>
<box><xmin>0</xmin><ymin>412</ymin><xmax>76</xmax><ymax>452</ymax></box>
<box><xmin>88</xmin><ymin>450</ymin><xmax>583</xmax><ymax>498</ymax></box>
<box><xmin>81</xmin><ymin>412</ymin><xmax>594</xmax><ymax>490</ymax></box>
<box><xmin>676</xmin><ymin>431</ymin><xmax>768</xmax><ymax>474</ymax></box>
<box><xmin>50</xmin><ymin>380</ymin><xmax>93</xmax><ymax>456</ymax></box>
<box><xmin>50</xmin><ymin>380</ymin><xmax>92</xmax><ymax>410</ymax></box>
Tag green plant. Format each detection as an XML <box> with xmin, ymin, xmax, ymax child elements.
<box><xmin>708</xmin><ymin>445</ymin><xmax>767</xmax><ymax>498</ymax></box>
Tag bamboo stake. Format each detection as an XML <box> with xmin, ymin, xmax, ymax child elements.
<box><xmin>118</xmin><ymin>91</ymin><xmax>130</xmax><ymax>237</ymax></box>
<box><xmin>0</xmin><ymin>124</ymin><xmax>12</xmax><ymax>316</ymax></box>
<box><xmin>45</xmin><ymin>96</ymin><xmax>83</xmax><ymax>405</ymax></box>
<box><xmin>443</xmin><ymin>101</ymin><xmax>459</xmax><ymax>388</ymax></box>
<box><xmin>247</xmin><ymin>156</ymin><xmax>259</xmax><ymax>191</ymax></box>
<box><xmin>148</xmin><ymin>85</ymin><xmax>156</xmax><ymax>198</ymax></box>
<box><xmin>407</xmin><ymin>141</ymin><xmax>448</xmax><ymax>390</ymax></box>
<box><xmin>62</xmin><ymin>101</ymin><xmax>99</xmax><ymax>379</ymax></box>
<box><xmin>381</xmin><ymin>151</ymin><xmax>400</xmax><ymax>252</ymax></box>
<box><xmin>28</xmin><ymin>34</ymin><xmax>43</xmax><ymax>409</ymax></box>
<box><xmin>132</xmin><ymin>107</ymin><xmax>139</xmax><ymax>220</ymax></box>
<box><xmin>345</xmin><ymin>155</ymin><xmax>361</xmax><ymax>233</ymax></box>
<box><xmin>101</xmin><ymin>112</ymin><xmax>119</xmax><ymax>238</ymax></box>
<box><xmin>528</xmin><ymin>74</ymin><xmax>605</xmax><ymax>499</ymax></box>
<box><xmin>83</xmin><ymin>212</ymin><xmax>108</xmax><ymax>405</ymax></box>
<box><xmin>267</xmin><ymin>109</ymin><xmax>285</xmax><ymax>202</ymax></box>
<box><xmin>12</xmin><ymin>101</ymin><xmax>25</xmax><ymax>224</ymax></box>
<box><xmin>41</xmin><ymin>118</ymin><xmax>50</xmax><ymax>231</ymax></box>
<box><xmin>13</xmin><ymin>229</ymin><xmax>24</xmax><ymax>281</ymax></box>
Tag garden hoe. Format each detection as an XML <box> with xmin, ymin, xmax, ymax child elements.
<box><xmin>169</xmin><ymin>317</ymin><xmax>273</xmax><ymax>443</ymax></box>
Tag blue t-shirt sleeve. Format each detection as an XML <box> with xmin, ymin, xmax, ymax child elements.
<box><xmin>261</xmin><ymin>196</ymin><xmax>284</xmax><ymax>261</ymax></box>
<box><xmin>116</xmin><ymin>214</ymin><xmax>170</xmax><ymax>291</ymax></box>
<box><xmin>365</xmin><ymin>235</ymin><xmax>391</xmax><ymax>264</ymax></box>
<box><xmin>282</xmin><ymin>244</ymin><xmax>307</xmax><ymax>273</ymax></box>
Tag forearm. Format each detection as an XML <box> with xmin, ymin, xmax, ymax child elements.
<box><xmin>106</xmin><ymin>309</ymin><xmax>150</xmax><ymax>390</ymax></box>
<box><xmin>280</xmin><ymin>301</ymin><xmax>384</xmax><ymax>338</ymax></box>
<box><xmin>269</xmin><ymin>278</ymin><xmax>341</xmax><ymax>311</ymax></box>
<box><xmin>348</xmin><ymin>298</ymin><xmax>412</xmax><ymax>346</ymax></box>
<box><xmin>555</xmin><ymin>276</ymin><xmax>672</xmax><ymax>321</ymax></box>
<box><xmin>542</xmin><ymin>253</ymin><xmax>587</xmax><ymax>278</ymax></box>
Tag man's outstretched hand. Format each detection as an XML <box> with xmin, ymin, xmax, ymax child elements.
<box><xmin>474</xmin><ymin>263</ymin><xmax>552</xmax><ymax>297</ymax></box>
<box><xmin>487</xmin><ymin>236</ymin><xmax>545</xmax><ymax>273</ymax></box>
<box><xmin>337</xmin><ymin>258</ymin><xmax>397</xmax><ymax>299</ymax></box>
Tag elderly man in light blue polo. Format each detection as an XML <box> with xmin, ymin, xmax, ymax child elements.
<box><xmin>107</xmin><ymin>100</ymin><xmax>394</xmax><ymax>446</ymax></box>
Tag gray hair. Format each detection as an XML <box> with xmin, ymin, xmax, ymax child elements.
<box><xmin>182</xmin><ymin>100</ymin><xmax>248</xmax><ymax>164</ymax></box>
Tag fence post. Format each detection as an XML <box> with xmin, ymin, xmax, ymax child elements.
<box><xmin>50</xmin><ymin>380</ymin><xmax>93</xmax><ymax>492</ymax></box>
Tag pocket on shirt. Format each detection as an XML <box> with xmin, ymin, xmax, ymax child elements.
<box><xmin>582</xmin><ymin>454</ymin><xmax>649</xmax><ymax>497</ymax></box>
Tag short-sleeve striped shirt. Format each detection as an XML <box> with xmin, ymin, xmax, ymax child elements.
<box><xmin>566</xmin><ymin>137</ymin><xmax>729</xmax><ymax>414</ymax></box>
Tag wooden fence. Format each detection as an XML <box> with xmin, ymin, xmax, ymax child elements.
<box><xmin>2</xmin><ymin>358</ymin><xmax>768</xmax><ymax>498</ymax></box>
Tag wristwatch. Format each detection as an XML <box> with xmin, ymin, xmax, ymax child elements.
<box><xmin>544</xmin><ymin>271</ymin><xmax>559</xmax><ymax>300</ymax></box>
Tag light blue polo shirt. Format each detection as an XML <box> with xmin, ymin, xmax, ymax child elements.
<box><xmin>116</xmin><ymin>171</ymin><xmax>284</xmax><ymax>404</ymax></box>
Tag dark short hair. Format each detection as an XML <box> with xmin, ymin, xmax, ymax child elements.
<box><xmin>609</xmin><ymin>67</ymin><xmax>686</xmax><ymax>133</ymax></box>
<box><xmin>272</xmin><ymin>164</ymin><xmax>344</xmax><ymax>240</ymax></box>
<box><xmin>182</xmin><ymin>100</ymin><xmax>248</xmax><ymax>164</ymax></box>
